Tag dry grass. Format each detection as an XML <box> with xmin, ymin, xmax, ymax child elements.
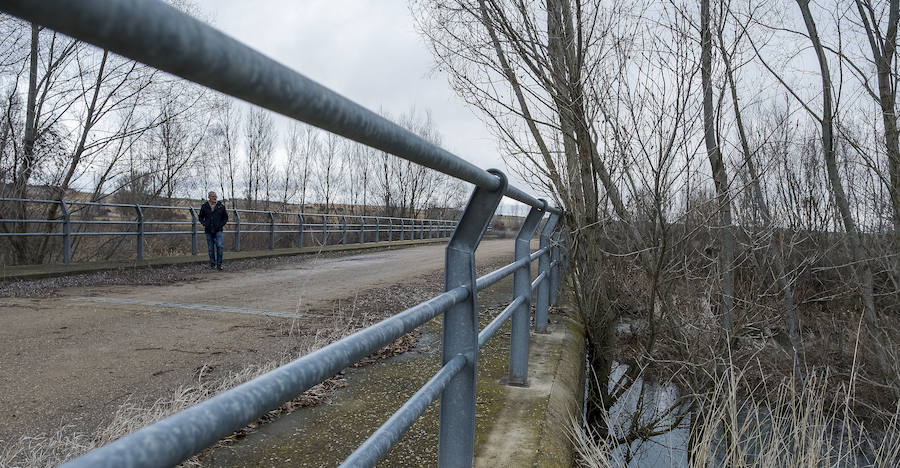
<box><xmin>0</xmin><ymin>293</ymin><xmax>422</xmax><ymax>468</ymax></box>
<box><xmin>0</xmin><ymin>335</ymin><xmax>331</xmax><ymax>467</ymax></box>
<box><xmin>576</xmin><ymin>261</ymin><xmax>900</xmax><ymax>468</ymax></box>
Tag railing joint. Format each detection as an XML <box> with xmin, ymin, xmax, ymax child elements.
<box><xmin>134</xmin><ymin>204</ymin><xmax>144</xmax><ymax>260</ymax></box>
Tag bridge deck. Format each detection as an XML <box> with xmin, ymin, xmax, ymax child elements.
<box><xmin>1</xmin><ymin>238</ymin><xmax>581</xmax><ymax>466</ymax></box>
<box><xmin>0</xmin><ymin>241</ymin><xmax>509</xmax><ymax>444</ymax></box>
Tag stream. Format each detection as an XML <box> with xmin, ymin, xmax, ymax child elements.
<box><xmin>602</xmin><ymin>361</ymin><xmax>885</xmax><ymax>467</ymax></box>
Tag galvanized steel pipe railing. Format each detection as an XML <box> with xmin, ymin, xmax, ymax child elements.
<box><xmin>535</xmin><ymin>213</ymin><xmax>560</xmax><ymax>332</ymax></box>
<box><xmin>507</xmin><ymin>202</ymin><xmax>546</xmax><ymax>387</ymax></box>
<box><xmin>48</xmin><ymin>203</ymin><xmax>565</xmax><ymax>468</ymax></box>
<box><xmin>0</xmin><ymin>197</ymin><xmax>457</xmax><ymax>263</ymax></box>
<box><xmin>0</xmin><ymin>0</ymin><xmax>560</xmax><ymax>216</ymax></box>
<box><xmin>0</xmin><ymin>1</ymin><xmax>571</xmax><ymax>467</ymax></box>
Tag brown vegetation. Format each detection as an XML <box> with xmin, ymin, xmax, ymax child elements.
<box><xmin>413</xmin><ymin>0</ymin><xmax>900</xmax><ymax>463</ymax></box>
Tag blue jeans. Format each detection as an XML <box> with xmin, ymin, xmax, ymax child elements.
<box><xmin>206</xmin><ymin>231</ymin><xmax>224</xmax><ymax>266</ymax></box>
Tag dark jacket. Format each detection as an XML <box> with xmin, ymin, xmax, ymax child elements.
<box><xmin>199</xmin><ymin>201</ymin><xmax>228</xmax><ymax>234</ymax></box>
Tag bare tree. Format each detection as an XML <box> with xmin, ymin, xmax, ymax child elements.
<box><xmin>280</xmin><ymin>120</ymin><xmax>303</xmax><ymax>209</ymax></box>
<box><xmin>299</xmin><ymin>123</ymin><xmax>317</xmax><ymax>210</ymax></box>
<box><xmin>853</xmin><ymin>0</ymin><xmax>900</xmax><ymax>277</ymax></box>
<box><xmin>209</xmin><ymin>96</ymin><xmax>240</xmax><ymax>201</ymax></box>
<box><xmin>792</xmin><ymin>0</ymin><xmax>897</xmax><ymax>396</ymax></box>
<box><xmin>0</xmin><ymin>19</ymin><xmax>184</xmax><ymax>263</ymax></box>
<box><xmin>710</xmin><ymin>2</ymin><xmax>804</xmax><ymax>373</ymax></box>
<box><xmin>701</xmin><ymin>0</ymin><xmax>736</xmax><ymax>345</ymax></box>
<box><xmin>414</xmin><ymin>0</ymin><xmax>697</xmax><ymax>436</ymax></box>
<box><xmin>244</xmin><ymin>106</ymin><xmax>275</xmax><ymax>209</ymax></box>
<box><xmin>315</xmin><ymin>132</ymin><xmax>343</xmax><ymax>213</ymax></box>
<box><xmin>368</xmin><ymin>107</ymin><xmax>455</xmax><ymax>218</ymax></box>
<box><xmin>145</xmin><ymin>85</ymin><xmax>211</xmax><ymax>200</ymax></box>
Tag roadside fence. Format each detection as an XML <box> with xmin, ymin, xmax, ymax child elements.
<box><xmin>0</xmin><ymin>197</ymin><xmax>456</xmax><ymax>265</ymax></box>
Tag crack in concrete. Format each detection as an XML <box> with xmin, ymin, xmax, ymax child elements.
<box><xmin>70</xmin><ymin>296</ymin><xmax>302</xmax><ymax>319</ymax></box>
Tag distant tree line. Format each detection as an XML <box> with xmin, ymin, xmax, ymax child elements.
<box><xmin>0</xmin><ymin>6</ymin><xmax>466</xmax><ymax>265</ymax></box>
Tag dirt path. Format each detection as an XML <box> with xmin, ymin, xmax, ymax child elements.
<box><xmin>0</xmin><ymin>239</ymin><xmax>515</xmax><ymax>448</ymax></box>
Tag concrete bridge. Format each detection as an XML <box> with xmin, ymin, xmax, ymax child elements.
<box><xmin>0</xmin><ymin>2</ymin><xmax>573</xmax><ymax>466</ymax></box>
<box><xmin>0</xmin><ymin>240</ymin><xmax>584</xmax><ymax>466</ymax></box>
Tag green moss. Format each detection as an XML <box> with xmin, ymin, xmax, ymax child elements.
<box><xmin>205</xmin><ymin>274</ymin><xmax>584</xmax><ymax>468</ymax></box>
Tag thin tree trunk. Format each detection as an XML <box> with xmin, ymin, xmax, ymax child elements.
<box><xmin>855</xmin><ymin>0</ymin><xmax>900</xmax><ymax>300</ymax></box>
<box><xmin>718</xmin><ymin>24</ymin><xmax>803</xmax><ymax>377</ymax></box>
<box><xmin>701</xmin><ymin>0</ymin><xmax>735</xmax><ymax>341</ymax></box>
<box><xmin>11</xmin><ymin>24</ymin><xmax>39</xmax><ymax>264</ymax></box>
<box><xmin>797</xmin><ymin>0</ymin><xmax>897</xmax><ymax>396</ymax></box>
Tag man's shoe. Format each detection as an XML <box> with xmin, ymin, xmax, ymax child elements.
<box><xmin>209</xmin><ymin>264</ymin><xmax>216</xmax><ymax>270</ymax></box>
<box><xmin>216</xmin><ymin>264</ymin><xmax>223</xmax><ymax>271</ymax></box>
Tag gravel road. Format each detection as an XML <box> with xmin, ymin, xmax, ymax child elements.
<box><xmin>0</xmin><ymin>239</ymin><xmax>515</xmax><ymax>449</ymax></box>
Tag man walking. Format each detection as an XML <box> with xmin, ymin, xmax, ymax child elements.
<box><xmin>199</xmin><ymin>191</ymin><xmax>228</xmax><ymax>270</ymax></box>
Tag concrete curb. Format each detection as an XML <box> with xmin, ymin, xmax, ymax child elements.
<box><xmin>0</xmin><ymin>238</ymin><xmax>448</xmax><ymax>281</ymax></box>
<box><xmin>474</xmin><ymin>308</ymin><xmax>587</xmax><ymax>468</ymax></box>
<box><xmin>535</xmin><ymin>313</ymin><xmax>586</xmax><ymax>467</ymax></box>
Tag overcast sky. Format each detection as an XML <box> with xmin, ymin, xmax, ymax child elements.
<box><xmin>194</xmin><ymin>0</ymin><xmax>530</xmax><ymax>214</ymax></box>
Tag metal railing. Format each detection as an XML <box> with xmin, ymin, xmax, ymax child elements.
<box><xmin>0</xmin><ymin>1</ymin><xmax>570</xmax><ymax>467</ymax></box>
<box><xmin>0</xmin><ymin>197</ymin><xmax>457</xmax><ymax>264</ymax></box>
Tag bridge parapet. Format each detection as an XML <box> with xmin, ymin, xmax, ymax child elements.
<box><xmin>0</xmin><ymin>196</ymin><xmax>457</xmax><ymax>266</ymax></box>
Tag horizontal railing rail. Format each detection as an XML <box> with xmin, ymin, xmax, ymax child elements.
<box><xmin>0</xmin><ymin>197</ymin><xmax>457</xmax><ymax>264</ymax></box>
<box><xmin>0</xmin><ymin>1</ymin><xmax>571</xmax><ymax>467</ymax></box>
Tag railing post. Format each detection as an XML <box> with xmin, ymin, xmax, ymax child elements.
<box><xmin>398</xmin><ymin>219</ymin><xmax>403</xmax><ymax>241</ymax></box>
<box><xmin>60</xmin><ymin>200</ymin><xmax>71</xmax><ymax>264</ymax></box>
<box><xmin>342</xmin><ymin>215</ymin><xmax>348</xmax><ymax>245</ymax></box>
<box><xmin>359</xmin><ymin>216</ymin><xmax>365</xmax><ymax>243</ymax></box>
<box><xmin>298</xmin><ymin>214</ymin><xmax>304</xmax><ymax>248</ymax></box>
<box><xmin>439</xmin><ymin>169</ymin><xmax>507</xmax><ymax>467</ymax></box>
<box><xmin>388</xmin><ymin>218</ymin><xmax>393</xmax><ymax>241</ymax></box>
<box><xmin>420</xmin><ymin>219</ymin><xmax>425</xmax><ymax>240</ymax></box>
<box><xmin>189</xmin><ymin>207</ymin><xmax>198</xmax><ymax>256</ymax></box>
<box><xmin>506</xmin><ymin>201</ymin><xmax>546</xmax><ymax>386</ymax></box>
<box><xmin>375</xmin><ymin>217</ymin><xmax>380</xmax><ymax>242</ymax></box>
<box><xmin>535</xmin><ymin>213</ymin><xmax>560</xmax><ymax>333</ymax></box>
<box><xmin>562</xmin><ymin>228</ymin><xmax>570</xmax><ymax>278</ymax></box>
<box><xmin>267</xmin><ymin>212</ymin><xmax>275</xmax><ymax>250</ymax></box>
<box><xmin>134</xmin><ymin>204</ymin><xmax>144</xmax><ymax>260</ymax></box>
<box><xmin>233</xmin><ymin>209</ymin><xmax>241</xmax><ymax>252</ymax></box>
<box><xmin>322</xmin><ymin>215</ymin><xmax>328</xmax><ymax>246</ymax></box>
<box><xmin>550</xmin><ymin>226</ymin><xmax>561</xmax><ymax>306</ymax></box>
